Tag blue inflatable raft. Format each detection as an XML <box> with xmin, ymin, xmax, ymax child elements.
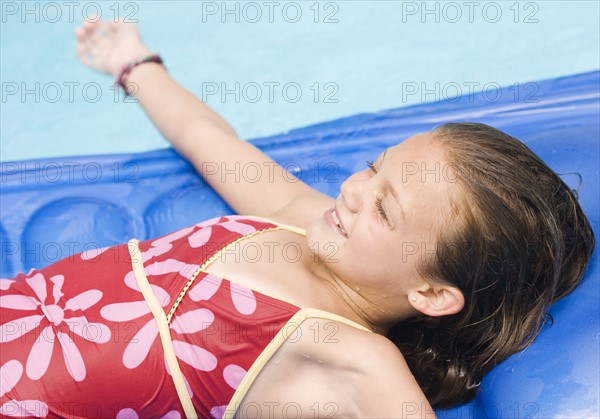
<box><xmin>1</xmin><ymin>70</ymin><xmax>598</xmax><ymax>417</ymax></box>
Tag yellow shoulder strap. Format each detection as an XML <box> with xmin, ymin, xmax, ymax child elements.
<box><xmin>243</xmin><ymin>215</ymin><xmax>307</xmax><ymax>236</ymax></box>
<box><xmin>128</xmin><ymin>240</ymin><xmax>198</xmax><ymax>419</ymax></box>
<box><xmin>223</xmin><ymin>308</ymin><xmax>372</xmax><ymax>417</ymax></box>
<box><xmin>300</xmin><ymin>308</ymin><xmax>374</xmax><ymax>333</ymax></box>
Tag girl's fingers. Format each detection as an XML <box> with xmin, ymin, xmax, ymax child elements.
<box><xmin>108</xmin><ymin>20</ymin><xmax>119</xmax><ymax>33</ymax></box>
<box><xmin>75</xmin><ymin>43</ymin><xmax>85</xmax><ymax>56</ymax></box>
<box><xmin>88</xmin><ymin>43</ymin><xmax>101</xmax><ymax>57</ymax></box>
<box><xmin>76</xmin><ymin>44</ymin><xmax>93</xmax><ymax>66</ymax></box>
<box><xmin>82</xmin><ymin>17</ymin><xmax>101</xmax><ymax>36</ymax></box>
<box><xmin>82</xmin><ymin>19</ymin><xmax>94</xmax><ymax>33</ymax></box>
<box><xmin>74</xmin><ymin>26</ymin><xmax>85</xmax><ymax>41</ymax></box>
<box><xmin>89</xmin><ymin>25</ymin><xmax>101</xmax><ymax>43</ymax></box>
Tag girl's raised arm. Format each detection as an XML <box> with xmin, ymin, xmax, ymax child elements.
<box><xmin>76</xmin><ymin>19</ymin><xmax>333</xmax><ymax>227</ymax></box>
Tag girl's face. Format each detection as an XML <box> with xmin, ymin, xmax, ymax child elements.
<box><xmin>306</xmin><ymin>132</ymin><xmax>457</xmax><ymax>318</ymax></box>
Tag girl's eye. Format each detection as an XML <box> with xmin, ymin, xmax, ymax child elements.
<box><xmin>375</xmin><ymin>196</ymin><xmax>389</xmax><ymax>223</ymax></box>
<box><xmin>366</xmin><ymin>160</ymin><xmax>376</xmax><ymax>173</ymax></box>
<box><xmin>367</xmin><ymin>160</ymin><xmax>392</xmax><ymax>227</ymax></box>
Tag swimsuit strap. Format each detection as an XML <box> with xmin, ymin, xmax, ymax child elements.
<box><xmin>240</xmin><ymin>216</ymin><xmax>374</xmax><ymax>333</ymax></box>
<box><xmin>223</xmin><ymin>308</ymin><xmax>372</xmax><ymax>418</ymax></box>
<box><xmin>299</xmin><ymin>308</ymin><xmax>373</xmax><ymax>333</ymax></box>
<box><xmin>128</xmin><ymin>240</ymin><xmax>198</xmax><ymax>419</ymax></box>
<box><xmin>243</xmin><ymin>215</ymin><xmax>307</xmax><ymax>236</ymax></box>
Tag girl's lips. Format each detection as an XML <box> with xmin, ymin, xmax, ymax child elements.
<box><xmin>325</xmin><ymin>208</ymin><xmax>347</xmax><ymax>238</ymax></box>
<box><xmin>332</xmin><ymin>208</ymin><xmax>347</xmax><ymax>235</ymax></box>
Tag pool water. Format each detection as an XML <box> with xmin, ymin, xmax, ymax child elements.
<box><xmin>1</xmin><ymin>0</ymin><xmax>599</xmax><ymax>161</ymax></box>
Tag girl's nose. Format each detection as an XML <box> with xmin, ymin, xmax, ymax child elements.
<box><xmin>340</xmin><ymin>172</ymin><xmax>367</xmax><ymax>213</ymax></box>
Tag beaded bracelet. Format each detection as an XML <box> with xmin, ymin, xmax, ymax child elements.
<box><xmin>115</xmin><ymin>54</ymin><xmax>165</xmax><ymax>97</ymax></box>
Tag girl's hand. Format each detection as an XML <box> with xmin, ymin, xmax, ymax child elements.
<box><xmin>75</xmin><ymin>18</ymin><xmax>151</xmax><ymax>78</ymax></box>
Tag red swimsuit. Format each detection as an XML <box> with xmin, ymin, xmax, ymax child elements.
<box><xmin>1</xmin><ymin>216</ymin><xmax>291</xmax><ymax>418</ymax></box>
<box><xmin>0</xmin><ymin>215</ymin><xmax>370</xmax><ymax>418</ymax></box>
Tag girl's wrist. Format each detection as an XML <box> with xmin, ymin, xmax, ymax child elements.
<box><xmin>114</xmin><ymin>53</ymin><xmax>166</xmax><ymax>97</ymax></box>
<box><xmin>109</xmin><ymin>48</ymin><xmax>152</xmax><ymax>78</ymax></box>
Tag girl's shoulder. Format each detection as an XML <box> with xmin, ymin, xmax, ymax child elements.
<box><xmin>238</xmin><ymin>316</ymin><xmax>433</xmax><ymax>417</ymax></box>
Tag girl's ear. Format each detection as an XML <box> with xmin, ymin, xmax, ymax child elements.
<box><xmin>408</xmin><ymin>283</ymin><xmax>465</xmax><ymax>317</ymax></box>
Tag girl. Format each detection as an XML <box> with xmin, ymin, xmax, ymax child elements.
<box><xmin>0</xmin><ymin>18</ymin><xmax>594</xmax><ymax>418</ymax></box>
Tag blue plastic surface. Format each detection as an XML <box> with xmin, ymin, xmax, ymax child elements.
<box><xmin>1</xmin><ymin>71</ymin><xmax>599</xmax><ymax>417</ymax></box>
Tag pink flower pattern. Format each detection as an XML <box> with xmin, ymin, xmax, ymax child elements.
<box><xmin>116</xmin><ymin>407</ymin><xmax>180</xmax><ymax>419</ymax></box>
<box><xmin>0</xmin><ymin>278</ymin><xmax>15</xmax><ymax>291</ymax></box>
<box><xmin>0</xmin><ymin>216</ymin><xmax>299</xmax><ymax>418</ymax></box>
<box><xmin>100</xmin><ymin>265</ymin><xmax>175</xmax><ymax>369</ymax></box>
<box><xmin>0</xmin><ymin>272</ymin><xmax>110</xmax><ymax>382</ymax></box>
<box><xmin>0</xmin><ymin>399</ymin><xmax>49</xmax><ymax>417</ymax></box>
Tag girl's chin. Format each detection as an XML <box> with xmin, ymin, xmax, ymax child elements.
<box><xmin>306</xmin><ymin>221</ymin><xmax>324</xmax><ymax>245</ymax></box>
<box><xmin>307</xmin><ymin>215</ymin><xmax>339</xmax><ymax>242</ymax></box>
<box><xmin>307</xmin><ymin>215</ymin><xmax>326</xmax><ymax>235</ymax></box>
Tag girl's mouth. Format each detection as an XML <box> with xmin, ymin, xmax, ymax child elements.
<box><xmin>326</xmin><ymin>208</ymin><xmax>348</xmax><ymax>238</ymax></box>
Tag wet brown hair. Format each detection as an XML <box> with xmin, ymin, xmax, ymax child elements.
<box><xmin>388</xmin><ymin>122</ymin><xmax>595</xmax><ymax>408</ymax></box>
